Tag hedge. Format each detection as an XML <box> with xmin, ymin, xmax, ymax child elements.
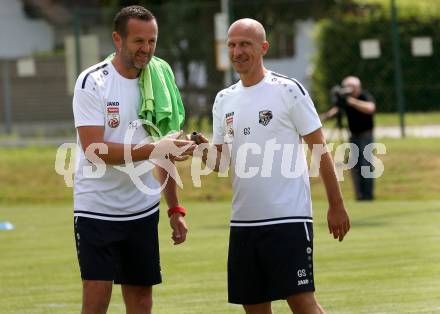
<box><xmin>311</xmin><ymin>14</ymin><xmax>440</xmax><ymax>112</ymax></box>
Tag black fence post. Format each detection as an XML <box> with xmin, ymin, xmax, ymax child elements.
<box><xmin>391</xmin><ymin>0</ymin><xmax>406</xmax><ymax>138</ymax></box>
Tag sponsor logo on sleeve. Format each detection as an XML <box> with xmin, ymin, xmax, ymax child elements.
<box><xmin>225</xmin><ymin>112</ymin><xmax>234</xmax><ymax>142</ymax></box>
<box><xmin>107</xmin><ymin>102</ymin><xmax>120</xmax><ymax>128</ymax></box>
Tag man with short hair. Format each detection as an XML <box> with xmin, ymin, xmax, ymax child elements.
<box><xmin>322</xmin><ymin>76</ymin><xmax>376</xmax><ymax>200</ymax></box>
<box><xmin>195</xmin><ymin>18</ymin><xmax>350</xmax><ymax>314</ymax></box>
<box><xmin>72</xmin><ymin>5</ymin><xmax>193</xmax><ymax>314</ymax></box>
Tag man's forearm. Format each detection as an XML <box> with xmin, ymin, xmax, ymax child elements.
<box><xmin>348</xmin><ymin>98</ymin><xmax>375</xmax><ymax>114</ymax></box>
<box><xmin>319</xmin><ymin>152</ymin><xmax>344</xmax><ymax>206</ymax></box>
<box><xmin>79</xmin><ymin>128</ymin><xmax>194</xmax><ymax>166</ymax></box>
<box><xmin>303</xmin><ymin>128</ymin><xmax>343</xmax><ymax>203</ymax></box>
<box><xmin>84</xmin><ymin>142</ymin><xmax>155</xmax><ymax>165</ymax></box>
<box><xmin>155</xmin><ymin>164</ymin><xmax>179</xmax><ymax>208</ymax></box>
<box><xmin>201</xmin><ymin>146</ymin><xmax>224</xmax><ymax>172</ymax></box>
<box><xmin>321</xmin><ymin>106</ymin><xmax>339</xmax><ymax>121</ymax></box>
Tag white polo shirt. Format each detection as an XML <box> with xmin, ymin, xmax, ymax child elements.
<box><xmin>212</xmin><ymin>71</ymin><xmax>322</xmax><ymax>227</ymax></box>
<box><xmin>72</xmin><ymin>60</ymin><xmax>160</xmax><ymax>221</ymax></box>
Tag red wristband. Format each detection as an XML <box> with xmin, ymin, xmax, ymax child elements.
<box><xmin>167</xmin><ymin>206</ymin><xmax>186</xmax><ymax>217</ymax></box>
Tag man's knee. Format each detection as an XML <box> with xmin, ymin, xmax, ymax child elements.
<box><xmin>287</xmin><ymin>292</ymin><xmax>324</xmax><ymax>314</ymax></box>
<box><xmin>136</xmin><ymin>294</ymin><xmax>153</xmax><ymax>311</ymax></box>
<box><xmin>82</xmin><ymin>280</ymin><xmax>112</xmax><ymax>314</ymax></box>
<box><xmin>243</xmin><ymin>302</ymin><xmax>272</xmax><ymax>314</ymax></box>
<box><xmin>122</xmin><ymin>285</ymin><xmax>153</xmax><ymax>313</ymax></box>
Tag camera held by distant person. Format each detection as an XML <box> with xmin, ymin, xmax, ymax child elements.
<box><xmin>330</xmin><ymin>85</ymin><xmax>354</xmax><ymax>108</ymax></box>
<box><xmin>322</xmin><ymin>76</ymin><xmax>376</xmax><ymax>201</ymax></box>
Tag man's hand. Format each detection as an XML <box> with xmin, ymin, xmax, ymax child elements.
<box><xmin>303</xmin><ymin>128</ymin><xmax>350</xmax><ymax>242</ymax></box>
<box><xmin>327</xmin><ymin>204</ymin><xmax>350</xmax><ymax>242</ymax></box>
<box><xmin>345</xmin><ymin>96</ymin><xmax>357</xmax><ymax>107</ymax></box>
<box><xmin>172</xmin><ymin>155</ymin><xmax>190</xmax><ymax>162</ymax></box>
<box><xmin>185</xmin><ymin>132</ymin><xmax>209</xmax><ymax>144</ymax></box>
<box><xmin>169</xmin><ymin>213</ymin><xmax>188</xmax><ymax>245</ymax></box>
<box><xmin>345</xmin><ymin>96</ymin><xmax>375</xmax><ymax>114</ymax></box>
<box><xmin>150</xmin><ymin>131</ymin><xmax>196</xmax><ymax>160</ymax></box>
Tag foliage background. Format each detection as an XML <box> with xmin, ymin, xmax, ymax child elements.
<box><xmin>312</xmin><ymin>0</ymin><xmax>440</xmax><ymax>112</ymax></box>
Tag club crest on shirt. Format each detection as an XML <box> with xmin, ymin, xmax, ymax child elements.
<box><xmin>107</xmin><ymin>106</ymin><xmax>120</xmax><ymax>128</ymax></box>
<box><xmin>259</xmin><ymin>110</ymin><xmax>273</xmax><ymax>126</ymax></box>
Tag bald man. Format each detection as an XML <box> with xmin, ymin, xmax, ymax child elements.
<box><xmin>194</xmin><ymin>18</ymin><xmax>350</xmax><ymax>314</ymax></box>
<box><xmin>322</xmin><ymin>76</ymin><xmax>376</xmax><ymax>201</ymax></box>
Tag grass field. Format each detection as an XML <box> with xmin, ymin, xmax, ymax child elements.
<box><xmin>195</xmin><ymin>112</ymin><xmax>440</xmax><ymax>133</ymax></box>
<box><xmin>1</xmin><ymin>137</ymin><xmax>440</xmax><ymax>204</ymax></box>
<box><xmin>2</xmin><ymin>112</ymin><xmax>437</xmax><ymax>142</ymax></box>
<box><xmin>1</xmin><ymin>200</ymin><xmax>439</xmax><ymax>313</ymax></box>
<box><xmin>1</xmin><ymin>137</ymin><xmax>440</xmax><ymax>313</ymax></box>
<box><xmin>373</xmin><ymin>112</ymin><xmax>440</xmax><ymax>127</ymax></box>
<box><xmin>321</xmin><ymin>112</ymin><xmax>440</xmax><ymax>128</ymax></box>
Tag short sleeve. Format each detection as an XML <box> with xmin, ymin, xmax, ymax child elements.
<box><xmin>361</xmin><ymin>91</ymin><xmax>375</xmax><ymax>103</ymax></box>
<box><xmin>290</xmin><ymin>92</ymin><xmax>322</xmax><ymax>136</ymax></box>
<box><xmin>72</xmin><ymin>88</ymin><xmax>105</xmax><ymax>128</ymax></box>
<box><xmin>211</xmin><ymin>95</ymin><xmax>225</xmax><ymax>144</ymax></box>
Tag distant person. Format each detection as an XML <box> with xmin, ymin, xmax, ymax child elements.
<box><xmin>72</xmin><ymin>6</ymin><xmax>194</xmax><ymax>314</ymax></box>
<box><xmin>321</xmin><ymin>76</ymin><xmax>376</xmax><ymax>201</ymax></box>
<box><xmin>193</xmin><ymin>18</ymin><xmax>350</xmax><ymax>314</ymax></box>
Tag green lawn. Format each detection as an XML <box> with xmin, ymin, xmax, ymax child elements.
<box><xmin>2</xmin><ymin>137</ymin><xmax>440</xmax><ymax>204</ymax></box>
<box><xmin>322</xmin><ymin>111</ymin><xmax>440</xmax><ymax>128</ymax></box>
<box><xmin>1</xmin><ymin>137</ymin><xmax>440</xmax><ymax>313</ymax></box>
<box><xmin>374</xmin><ymin>112</ymin><xmax>440</xmax><ymax>127</ymax></box>
<box><xmin>1</xmin><ymin>200</ymin><xmax>439</xmax><ymax>313</ymax></box>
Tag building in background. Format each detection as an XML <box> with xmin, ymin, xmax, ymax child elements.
<box><xmin>0</xmin><ymin>0</ymin><xmax>54</xmax><ymax>58</ymax></box>
<box><xmin>0</xmin><ymin>1</ymin><xmax>316</xmax><ymax>136</ymax></box>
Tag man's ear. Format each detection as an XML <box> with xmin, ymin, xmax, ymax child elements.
<box><xmin>112</xmin><ymin>31</ymin><xmax>122</xmax><ymax>52</ymax></box>
<box><xmin>261</xmin><ymin>41</ymin><xmax>270</xmax><ymax>56</ymax></box>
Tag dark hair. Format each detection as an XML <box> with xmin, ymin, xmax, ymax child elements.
<box><xmin>113</xmin><ymin>5</ymin><xmax>155</xmax><ymax>38</ymax></box>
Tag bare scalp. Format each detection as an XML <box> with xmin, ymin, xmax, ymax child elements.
<box><xmin>228</xmin><ymin>18</ymin><xmax>266</xmax><ymax>43</ymax></box>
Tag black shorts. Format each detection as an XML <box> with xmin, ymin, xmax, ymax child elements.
<box><xmin>228</xmin><ymin>222</ymin><xmax>315</xmax><ymax>305</ymax></box>
<box><xmin>74</xmin><ymin>211</ymin><xmax>161</xmax><ymax>286</ymax></box>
